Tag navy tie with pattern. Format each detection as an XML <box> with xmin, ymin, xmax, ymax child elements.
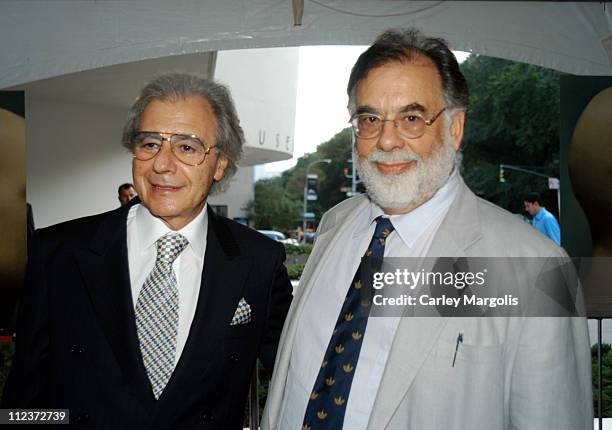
<box><xmin>302</xmin><ymin>216</ymin><xmax>395</xmax><ymax>430</ymax></box>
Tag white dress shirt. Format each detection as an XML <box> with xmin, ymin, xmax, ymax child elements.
<box><xmin>126</xmin><ymin>203</ymin><xmax>208</xmax><ymax>366</ymax></box>
<box><xmin>279</xmin><ymin>169</ymin><xmax>460</xmax><ymax>430</ymax></box>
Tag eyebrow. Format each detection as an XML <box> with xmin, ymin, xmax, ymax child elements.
<box><xmin>355</xmin><ymin>102</ymin><xmax>427</xmax><ymax>115</ymax></box>
<box><xmin>136</xmin><ymin>130</ymin><xmax>202</xmax><ymax>138</ymax></box>
<box><xmin>399</xmin><ymin>103</ymin><xmax>426</xmax><ymax>114</ymax></box>
<box><xmin>355</xmin><ymin>105</ymin><xmax>382</xmax><ymax>115</ymax></box>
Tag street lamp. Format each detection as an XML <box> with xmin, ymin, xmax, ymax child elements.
<box><xmin>302</xmin><ymin>158</ymin><xmax>332</xmax><ymax>244</ymax></box>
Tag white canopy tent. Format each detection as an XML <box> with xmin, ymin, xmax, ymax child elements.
<box><xmin>1</xmin><ymin>0</ymin><xmax>611</xmax><ymax>89</ymax></box>
<box><xmin>1</xmin><ymin>0</ymin><xmax>611</xmax><ymax>228</ymax></box>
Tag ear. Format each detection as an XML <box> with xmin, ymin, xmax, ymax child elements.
<box><xmin>213</xmin><ymin>153</ymin><xmax>229</xmax><ymax>182</ymax></box>
<box><xmin>450</xmin><ymin>110</ymin><xmax>466</xmax><ymax>151</ymax></box>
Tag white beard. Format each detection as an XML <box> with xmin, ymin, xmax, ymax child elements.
<box><xmin>356</xmin><ymin>130</ymin><xmax>457</xmax><ymax>210</ymax></box>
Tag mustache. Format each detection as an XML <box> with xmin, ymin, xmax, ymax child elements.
<box><xmin>149</xmin><ymin>181</ymin><xmax>182</xmax><ymax>188</ymax></box>
<box><xmin>366</xmin><ymin>149</ymin><xmax>421</xmax><ymax>163</ymax></box>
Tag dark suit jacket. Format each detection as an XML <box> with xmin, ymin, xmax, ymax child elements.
<box><xmin>2</xmin><ymin>200</ymin><xmax>293</xmax><ymax>429</ymax></box>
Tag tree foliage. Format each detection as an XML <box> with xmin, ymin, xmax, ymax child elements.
<box><xmin>243</xmin><ymin>177</ymin><xmax>302</xmax><ymax>232</ymax></box>
<box><xmin>308</xmin><ymin>128</ymin><xmax>354</xmax><ymax>220</ymax></box>
<box><xmin>592</xmin><ymin>343</ymin><xmax>612</xmax><ymax>417</ymax></box>
<box><xmin>245</xmin><ymin>128</ymin><xmax>354</xmax><ymax>230</ymax></box>
<box><xmin>460</xmin><ymin>56</ymin><xmax>561</xmax><ymax>215</ymax></box>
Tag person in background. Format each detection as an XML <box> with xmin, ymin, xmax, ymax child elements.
<box><xmin>523</xmin><ymin>191</ymin><xmax>561</xmax><ymax>245</ymax></box>
<box><xmin>118</xmin><ymin>182</ymin><xmax>138</xmax><ymax>205</ymax></box>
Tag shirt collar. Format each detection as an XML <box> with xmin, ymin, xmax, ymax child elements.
<box><xmin>534</xmin><ymin>207</ymin><xmax>546</xmax><ymax>221</ymax></box>
<box><xmin>354</xmin><ymin>168</ymin><xmax>460</xmax><ymax>248</ymax></box>
<box><xmin>134</xmin><ymin>203</ymin><xmax>208</xmax><ymax>258</ymax></box>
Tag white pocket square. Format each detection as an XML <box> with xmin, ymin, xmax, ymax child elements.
<box><xmin>230</xmin><ymin>297</ymin><xmax>252</xmax><ymax>325</ymax></box>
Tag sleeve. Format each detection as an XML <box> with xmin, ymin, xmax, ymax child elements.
<box><xmin>543</xmin><ymin>216</ymin><xmax>561</xmax><ymax>246</ymax></box>
<box><xmin>509</xmin><ymin>317</ymin><xmax>593</xmax><ymax>429</ymax></box>
<box><xmin>509</xmin><ymin>250</ymin><xmax>592</xmax><ymax>429</ymax></box>
<box><xmin>258</xmin><ymin>242</ymin><xmax>293</xmax><ymax>374</ymax></box>
<box><xmin>1</xmin><ymin>231</ymin><xmax>52</xmax><ymax>407</ymax></box>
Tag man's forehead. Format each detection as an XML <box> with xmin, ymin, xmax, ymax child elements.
<box><xmin>143</xmin><ymin>95</ymin><xmax>212</xmax><ymax>115</ymax></box>
<box><xmin>355</xmin><ymin>57</ymin><xmax>443</xmax><ymax>108</ymax></box>
<box><xmin>139</xmin><ymin>95</ymin><xmax>217</xmax><ymax>136</ymax></box>
<box><xmin>364</xmin><ymin>52</ymin><xmax>439</xmax><ymax>79</ymax></box>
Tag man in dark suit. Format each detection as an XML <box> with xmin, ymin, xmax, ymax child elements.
<box><xmin>2</xmin><ymin>73</ymin><xmax>293</xmax><ymax>429</ymax></box>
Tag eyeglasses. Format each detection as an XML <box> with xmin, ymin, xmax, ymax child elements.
<box><xmin>132</xmin><ymin>131</ymin><xmax>215</xmax><ymax>166</ymax></box>
<box><xmin>349</xmin><ymin>107</ymin><xmax>446</xmax><ymax>139</ymax></box>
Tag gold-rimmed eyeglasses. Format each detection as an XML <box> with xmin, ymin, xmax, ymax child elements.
<box><xmin>132</xmin><ymin>131</ymin><xmax>215</xmax><ymax>166</ymax></box>
<box><xmin>349</xmin><ymin>107</ymin><xmax>446</xmax><ymax>140</ymax></box>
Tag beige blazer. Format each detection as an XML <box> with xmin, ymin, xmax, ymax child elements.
<box><xmin>262</xmin><ymin>177</ymin><xmax>592</xmax><ymax>430</ymax></box>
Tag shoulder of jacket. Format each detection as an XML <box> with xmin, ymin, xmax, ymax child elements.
<box><xmin>319</xmin><ymin>194</ymin><xmax>368</xmax><ymax>232</ymax></box>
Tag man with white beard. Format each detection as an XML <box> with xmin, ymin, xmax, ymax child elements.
<box><xmin>262</xmin><ymin>28</ymin><xmax>592</xmax><ymax>430</ymax></box>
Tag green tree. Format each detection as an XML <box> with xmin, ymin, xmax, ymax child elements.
<box><xmin>292</xmin><ymin>128</ymin><xmax>354</xmax><ymax>223</ymax></box>
<box><xmin>592</xmin><ymin>343</ymin><xmax>612</xmax><ymax>417</ymax></box>
<box><xmin>245</xmin><ymin>129</ymin><xmax>355</xmax><ymax>232</ymax></box>
<box><xmin>460</xmin><ymin>56</ymin><xmax>561</xmax><ymax>215</ymax></box>
<box><xmin>244</xmin><ymin>177</ymin><xmax>302</xmax><ymax>231</ymax></box>
<box><xmin>314</xmin><ymin>128</ymin><xmax>354</xmax><ymax>218</ymax></box>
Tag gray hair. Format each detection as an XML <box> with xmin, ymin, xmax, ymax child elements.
<box><xmin>347</xmin><ymin>28</ymin><xmax>469</xmax><ymax>116</ymax></box>
<box><xmin>122</xmin><ymin>73</ymin><xmax>244</xmax><ymax>194</ymax></box>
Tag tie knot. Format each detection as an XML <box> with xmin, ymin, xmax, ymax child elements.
<box><xmin>373</xmin><ymin>217</ymin><xmax>395</xmax><ymax>240</ymax></box>
<box><xmin>155</xmin><ymin>233</ymin><xmax>189</xmax><ymax>265</ymax></box>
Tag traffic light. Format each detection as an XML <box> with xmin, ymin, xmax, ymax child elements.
<box><xmin>499</xmin><ymin>167</ymin><xmax>506</xmax><ymax>183</ymax></box>
<box><xmin>306</xmin><ymin>174</ymin><xmax>318</xmax><ymax>201</ymax></box>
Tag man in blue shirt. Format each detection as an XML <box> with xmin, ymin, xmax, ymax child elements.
<box><xmin>523</xmin><ymin>192</ymin><xmax>561</xmax><ymax>245</ymax></box>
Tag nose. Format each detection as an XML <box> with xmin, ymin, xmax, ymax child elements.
<box><xmin>152</xmin><ymin>140</ymin><xmax>178</xmax><ymax>173</ymax></box>
<box><xmin>376</xmin><ymin>119</ymin><xmax>406</xmax><ymax>152</ymax></box>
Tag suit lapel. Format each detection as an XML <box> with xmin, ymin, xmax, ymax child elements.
<box><xmin>158</xmin><ymin>206</ymin><xmax>252</xmax><ymax>403</ymax></box>
<box><xmin>281</xmin><ymin>196</ymin><xmax>370</xmax><ymax>340</ymax></box>
<box><xmin>74</xmin><ymin>203</ymin><xmax>252</xmax><ymax>410</ymax></box>
<box><xmin>367</xmin><ymin>179</ymin><xmax>483</xmax><ymax>430</ymax></box>
<box><xmin>294</xmin><ymin>196</ymin><xmax>370</xmax><ymax>313</ymax></box>
<box><xmin>264</xmin><ymin>196</ymin><xmax>370</xmax><ymax>429</ymax></box>
<box><xmin>74</xmin><ymin>199</ymin><xmax>155</xmax><ymax>407</ymax></box>
<box><xmin>366</xmin><ymin>318</ymin><xmax>449</xmax><ymax>429</ymax></box>
<box><xmin>426</xmin><ymin>178</ymin><xmax>482</xmax><ymax>258</ymax></box>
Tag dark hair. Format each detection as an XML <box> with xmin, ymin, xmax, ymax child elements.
<box><xmin>524</xmin><ymin>192</ymin><xmax>543</xmax><ymax>205</ymax></box>
<box><xmin>347</xmin><ymin>28</ymin><xmax>469</xmax><ymax>115</ymax></box>
<box><xmin>118</xmin><ymin>183</ymin><xmax>134</xmax><ymax>195</ymax></box>
<box><xmin>121</xmin><ymin>73</ymin><xmax>244</xmax><ymax>194</ymax></box>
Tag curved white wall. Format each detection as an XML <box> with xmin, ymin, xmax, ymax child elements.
<box><xmin>26</xmin><ymin>99</ymin><xmax>132</xmax><ymax>228</ymax></box>
<box><xmin>215</xmin><ymin>47</ymin><xmax>298</xmax><ymax>165</ymax></box>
